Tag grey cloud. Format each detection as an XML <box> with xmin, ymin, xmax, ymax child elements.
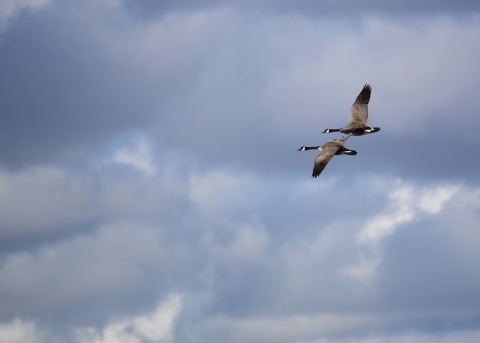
<box><xmin>0</xmin><ymin>4</ymin><xmax>204</xmax><ymax>168</ymax></box>
<box><xmin>0</xmin><ymin>162</ymin><xmax>477</xmax><ymax>322</ymax></box>
<box><xmin>0</xmin><ymin>164</ymin><xmax>187</xmax><ymax>245</ymax></box>
<box><xmin>1</xmin><ymin>3</ymin><xmax>479</xmax><ymax>182</ymax></box>
<box><xmin>123</xmin><ymin>0</ymin><xmax>480</xmax><ymax>17</ymax></box>
<box><xmin>0</xmin><ymin>161</ymin><xmax>479</xmax><ymax>341</ymax></box>
<box><xmin>1</xmin><ymin>2</ymin><xmax>480</xmax><ymax>342</ymax></box>
<box><xmin>0</xmin><ymin>222</ymin><xmax>195</xmax><ymax>325</ymax></box>
<box><xmin>151</xmin><ymin>13</ymin><xmax>480</xmax><ymax>182</ymax></box>
<box><xmin>377</xmin><ymin>192</ymin><xmax>480</xmax><ymax>314</ymax></box>
<box><xmin>0</xmin><ymin>0</ymin><xmax>52</xmax><ymax>29</ymax></box>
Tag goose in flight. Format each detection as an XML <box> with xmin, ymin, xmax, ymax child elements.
<box><xmin>298</xmin><ymin>136</ymin><xmax>357</xmax><ymax>177</ymax></box>
<box><xmin>322</xmin><ymin>84</ymin><xmax>380</xmax><ymax>136</ymax></box>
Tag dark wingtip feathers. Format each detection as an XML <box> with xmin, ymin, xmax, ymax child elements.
<box><xmin>360</xmin><ymin>84</ymin><xmax>372</xmax><ymax>104</ymax></box>
<box><xmin>353</xmin><ymin>84</ymin><xmax>372</xmax><ymax>106</ymax></box>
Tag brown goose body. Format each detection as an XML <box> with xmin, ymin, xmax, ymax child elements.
<box><xmin>298</xmin><ymin>137</ymin><xmax>357</xmax><ymax>177</ymax></box>
<box><xmin>323</xmin><ymin>84</ymin><xmax>380</xmax><ymax>136</ymax></box>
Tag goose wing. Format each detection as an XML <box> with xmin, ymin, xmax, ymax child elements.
<box><xmin>345</xmin><ymin>84</ymin><xmax>371</xmax><ymax>128</ymax></box>
<box><xmin>312</xmin><ymin>143</ymin><xmax>340</xmax><ymax>178</ymax></box>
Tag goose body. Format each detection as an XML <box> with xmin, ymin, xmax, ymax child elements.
<box><xmin>298</xmin><ymin>137</ymin><xmax>357</xmax><ymax>177</ymax></box>
<box><xmin>322</xmin><ymin>84</ymin><xmax>380</xmax><ymax>136</ymax></box>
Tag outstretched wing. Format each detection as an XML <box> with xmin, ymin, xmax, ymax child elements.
<box><xmin>312</xmin><ymin>144</ymin><xmax>339</xmax><ymax>178</ymax></box>
<box><xmin>345</xmin><ymin>84</ymin><xmax>371</xmax><ymax>128</ymax></box>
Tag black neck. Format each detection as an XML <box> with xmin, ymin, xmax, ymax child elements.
<box><xmin>302</xmin><ymin>146</ymin><xmax>320</xmax><ymax>150</ymax></box>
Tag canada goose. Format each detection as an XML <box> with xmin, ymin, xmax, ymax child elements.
<box><xmin>322</xmin><ymin>84</ymin><xmax>380</xmax><ymax>136</ymax></box>
<box><xmin>298</xmin><ymin>137</ymin><xmax>357</xmax><ymax>178</ymax></box>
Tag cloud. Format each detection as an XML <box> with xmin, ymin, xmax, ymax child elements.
<box><xmin>1</xmin><ymin>2</ymin><xmax>480</xmax><ymax>182</ymax></box>
<box><xmin>0</xmin><ymin>161</ymin><xmax>479</xmax><ymax>341</ymax></box>
<box><xmin>123</xmin><ymin>0</ymin><xmax>480</xmax><ymax>15</ymax></box>
<box><xmin>359</xmin><ymin>182</ymin><xmax>459</xmax><ymax>244</ymax></box>
<box><xmin>149</xmin><ymin>12</ymin><xmax>480</xmax><ymax>180</ymax></box>
<box><xmin>1</xmin><ymin>2</ymin><xmax>480</xmax><ymax>342</ymax></box>
<box><xmin>189</xmin><ymin>170</ymin><xmax>266</xmax><ymax>219</ymax></box>
<box><xmin>201</xmin><ymin>313</ymin><xmax>385</xmax><ymax>343</ymax></box>
<box><xmin>0</xmin><ymin>167</ymin><xmax>94</xmax><ymax>237</ymax></box>
<box><xmin>0</xmin><ymin>0</ymin><xmax>51</xmax><ymax>30</ymax></box>
<box><xmin>0</xmin><ymin>318</ymin><xmax>42</xmax><ymax>343</ymax></box>
<box><xmin>342</xmin><ymin>182</ymin><xmax>459</xmax><ymax>280</ymax></box>
<box><xmin>75</xmin><ymin>294</ymin><xmax>182</xmax><ymax>343</ymax></box>
<box><xmin>102</xmin><ymin>136</ymin><xmax>158</xmax><ymax>176</ymax></box>
<box><xmin>0</xmin><ymin>164</ymin><xmax>184</xmax><ymax>239</ymax></box>
<box><xmin>311</xmin><ymin>330</ymin><xmax>480</xmax><ymax>343</ymax></box>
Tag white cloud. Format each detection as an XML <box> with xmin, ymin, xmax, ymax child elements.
<box><xmin>417</xmin><ymin>185</ymin><xmax>460</xmax><ymax>214</ymax></box>
<box><xmin>359</xmin><ymin>183</ymin><xmax>459</xmax><ymax>244</ymax></box>
<box><xmin>0</xmin><ymin>295</ymin><xmax>181</xmax><ymax>343</ymax></box>
<box><xmin>105</xmin><ymin>137</ymin><xmax>158</xmax><ymax>176</ymax></box>
<box><xmin>0</xmin><ymin>318</ymin><xmax>42</xmax><ymax>343</ymax></box>
<box><xmin>343</xmin><ymin>182</ymin><xmax>459</xmax><ymax>280</ymax></box>
<box><xmin>0</xmin><ymin>169</ymin><xmax>479</xmax><ymax>342</ymax></box>
<box><xmin>133</xmin><ymin>294</ymin><xmax>182</xmax><ymax>341</ymax></box>
<box><xmin>75</xmin><ymin>294</ymin><xmax>182</xmax><ymax>343</ymax></box>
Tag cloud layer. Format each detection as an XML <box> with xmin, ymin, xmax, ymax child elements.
<box><xmin>1</xmin><ymin>141</ymin><xmax>479</xmax><ymax>342</ymax></box>
<box><xmin>1</xmin><ymin>1</ymin><xmax>480</xmax><ymax>342</ymax></box>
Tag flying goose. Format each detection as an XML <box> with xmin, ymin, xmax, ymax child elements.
<box><xmin>298</xmin><ymin>136</ymin><xmax>357</xmax><ymax>178</ymax></box>
<box><xmin>322</xmin><ymin>84</ymin><xmax>380</xmax><ymax>136</ymax></box>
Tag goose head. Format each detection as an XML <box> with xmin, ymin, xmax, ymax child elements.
<box><xmin>297</xmin><ymin>146</ymin><xmax>321</xmax><ymax>151</ymax></box>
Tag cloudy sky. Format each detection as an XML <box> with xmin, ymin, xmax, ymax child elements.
<box><xmin>1</xmin><ymin>0</ymin><xmax>480</xmax><ymax>342</ymax></box>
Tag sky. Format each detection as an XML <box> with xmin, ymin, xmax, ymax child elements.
<box><xmin>0</xmin><ymin>0</ymin><xmax>480</xmax><ymax>342</ymax></box>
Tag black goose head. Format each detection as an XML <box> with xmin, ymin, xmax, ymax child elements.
<box><xmin>322</xmin><ymin>128</ymin><xmax>341</xmax><ymax>133</ymax></box>
<box><xmin>297</xmin><ymin>146</ymin><xmax>321</xmax><ymax>151</ymax></box>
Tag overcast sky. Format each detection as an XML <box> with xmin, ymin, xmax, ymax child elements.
<box><xmin>1</xmin><ymin>1</ymin><xmax>480</xmax><ymax>342</ymax></box>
